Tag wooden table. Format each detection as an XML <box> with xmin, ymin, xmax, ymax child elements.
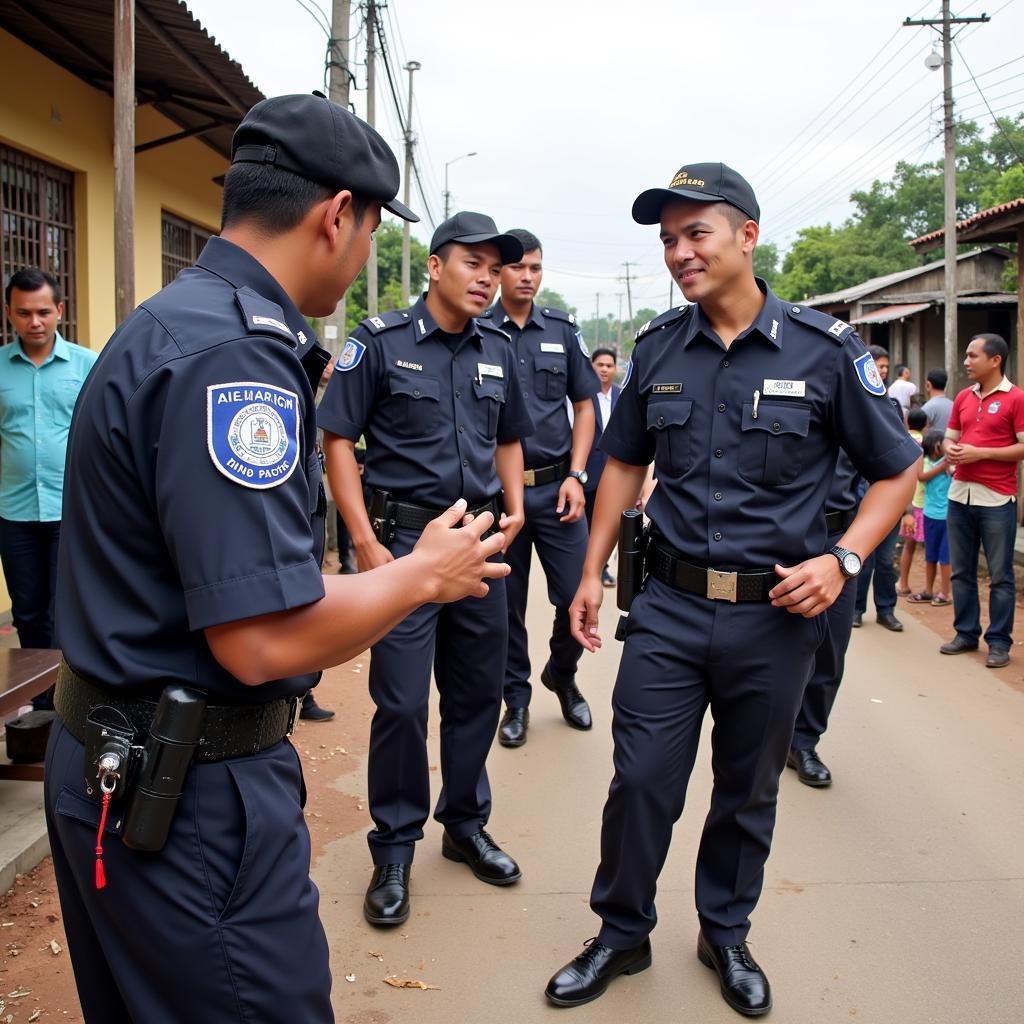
<box><xmin>0</xmin><ymin>648</ymin><xmax>61</xmax><ymax>782</ymax></box>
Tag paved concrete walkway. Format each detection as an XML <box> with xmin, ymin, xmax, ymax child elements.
<box><xmin>316</xmin><ymin>560</ymin><xmax>1024</xmax><ymax>1024</ymax></box>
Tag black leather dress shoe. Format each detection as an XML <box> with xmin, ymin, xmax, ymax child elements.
<box><xmin>442</xmin><ymin>829</ymin><xmax>521</xmax><ymax>885</ymax></box>
<box><xmin>876</xmin><ymin>611</ymin><xmax>903</xmax><ymax>632</ymax></box>
<box><xmin>986</xmin><ymin>646</ymin><xmax>1010</xmax><ymax>668</ymax></box>
<box><xmin>300</xmin><ymin>693</ymin><xmax>335</xmax><ymax>721</ymax></box>
<box><xmin>545</xmin><ymin>937</ymin><xmax>652</xmax><ymax>1007</ymax></box>
<box><xmin>541</xmin><ymin>665</ymin><xmax>592</xmax><ymax>730</ymax></box>
<box><xmin>363</xmin><ymin>863</ymin><xmax>410</xmax><ymax>926</ymax></box>
<box><xmin>786</xmin><ymin>748</ymin><xmax>832</xmax><ymax>787</ymax></box>
<box><xmin>498</xmin><ymin>706</ymin><xmax>529</xmax><ymax>747</ymax></box>
<box><xmin>852</xmin><ymin>612</ymin><xmax>862</xmax><ymax>628</ymax></box>
<box><xmin>940</xmin><ymin>636</ymin><xmax>979</xmax><ymax>655</ymax></box>
<box><xmin>697</xmin><ymin>932</ymin><xmax>772</xmax><ymax>1017</ymax></box>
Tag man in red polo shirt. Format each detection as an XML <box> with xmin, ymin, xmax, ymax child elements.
<box><xmin>940</xmin><ymin>333</ymin><xmax>1024</xmax><ymax>667</ymax></box>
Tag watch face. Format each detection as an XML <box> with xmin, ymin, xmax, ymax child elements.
<box><xmin>842</xmin><ymin>552</ymin><xmax>861</xmax><ymax>575</ymax></box>
<box><xmin>572</xmin><ymin>470</ymin><xmax>588</xmax><ymax>485</ymax></box>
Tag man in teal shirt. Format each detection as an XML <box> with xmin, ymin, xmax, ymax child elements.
<box><xmin>2</xmin><ymin>269</ymin><xmax>97</xmax><ymax>704</ymax></box>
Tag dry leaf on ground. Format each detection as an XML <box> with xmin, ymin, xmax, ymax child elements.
<box><xmin>384</xmin><ymin>976</ymin><xmax>440</xmax><ymax>991</ymax></box>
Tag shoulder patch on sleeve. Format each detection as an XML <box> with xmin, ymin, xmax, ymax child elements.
<box><xmin>575</xmin><ymin>330</ymin><xmax>589</xmax><ymax>356</ymax></box>
<box><xmin>634</xmin><ymin>304</ymin><xmax>689</xmax><ymax>343</ymax></box>
<box><xmin>207</xmin><ymin>382</ymin><xmax>301</xmax><ymax>489</ymax></box>
<box><xmin>360</xmin><ymin>310</ymin><xmax>409</xmax><ymax>335</ymax></box>
<box><xmin>621</xmin><ymin>357</ymin><xmax>634</xmax><ymax>390</ymax></box>
<box><xmin>234</xmin><ymin>287</ymin><xmax>294</xmax><ymax>344</ymax></box>
<box><xmin>853</xmin><ymin>352</ymin><xmax>887</xmax><ymax>396</ymax></box>
<box><xmin>336</xmin><ymin>336</ymin><xmax>367</xmax><ymax>372</ymax></box>
<box><xmin>786</xmin><ymin>304</ymin><xmax>855</xmax><ymax>345</ymax></box>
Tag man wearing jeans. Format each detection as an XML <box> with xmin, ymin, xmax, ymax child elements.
<box><xmin>941</xmin><ymin>333</ymin><xmax>1024</xmax><ymax>668</ymax></box>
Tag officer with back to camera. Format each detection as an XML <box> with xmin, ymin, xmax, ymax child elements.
<box><xmin>544</xmin><ymin>163</ymin><xmax>921</xmax><ymax>1017</ymax></box>
<box><xmin>320</xmin><ymin>212</ymin><xmax>534</xmax><ymax>927</ymax></box>
<box><xmin>44</xmin><ymin>93</ymin><xmax>509</xmax><ymax>1023</ymax></box>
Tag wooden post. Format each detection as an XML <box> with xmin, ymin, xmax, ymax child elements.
<box><xmin>113</xmin><ymin>0</ymin><xmax>135</xmax><ymax>324</ymax></box>
<box><xmin>1017</xmin><ymin>223</ymin><xmax>1024</xmax><ymax>385</ymax></box>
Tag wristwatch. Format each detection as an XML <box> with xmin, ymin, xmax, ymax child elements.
<box><xmin>829</xmin><ymin>545</ymin><xmax>862</xmax><ymax>578</ymax></box>
<box><xmin>567</xmin><ymin>470</ymin><xmax>589</xmax><ymax>485</ymax></box>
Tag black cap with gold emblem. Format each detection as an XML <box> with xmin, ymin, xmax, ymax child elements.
<box><xmin>631</xmin><ymin>162</ymin><xmax>759</xmax><ymax>225</ymax></box>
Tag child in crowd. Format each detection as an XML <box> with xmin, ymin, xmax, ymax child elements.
<box><xmin>909</xmin><ymin>430</ymin><xmax>952</xmax><ymax>605</ymax></box>
<box><xmin>898</xmin><ymin>407</ymin><xmax>928</xmax><ymax>596</ymax></box>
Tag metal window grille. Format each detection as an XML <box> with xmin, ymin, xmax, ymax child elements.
<box><xmin>0</xmin><ymin>144</ymin><xmax>77</xmax><ymax>346</ymax></box>
<box><xmin>161</xmin><ymin>211</ymin><xmax>210</xmax><ymax>286</ymax></box>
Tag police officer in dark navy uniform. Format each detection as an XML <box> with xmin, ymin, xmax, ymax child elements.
<box><xmin>545</xmin><ymin>163</ymin><xmax>921</xmax><ymax>1016</ymax></box>
<box><xmin>486</xmin><ymin>229</ymin><xmax>600</xmax><ymax>748</ymax></box>
<box><xmin>44</xmin><ymin>94</ymin><xmax>510</xmax><ymax>1023</ymax></box>
<box><xmin>320</xmin><ymin>212</ymin><xmax>534</xmax><ymax>927</ymax></box>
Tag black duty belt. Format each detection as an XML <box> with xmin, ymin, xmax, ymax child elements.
<box><xmin>387</xmin><ymin>495</ymin><xmax>502</xmax><ymax>533</ymax></box>
<box><xmin>54</xmin><ymin>662</ymin><xmax>297</xmax><ymax>763</ymax></box>
<box><xmin>825</xmin><ymin>507</ymin><xmax>856</xmax><ymax>536</ymax></box>
<box><xmin>523</xmin><ymin>456</ymin><xmax>570</xmax><ymax>487</ymax></box>
<box><xmin>647</xmin><ymin>540</ymin><xmax>778</xmax><ymax>603</ymax></box>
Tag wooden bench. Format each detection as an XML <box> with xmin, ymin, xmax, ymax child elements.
<box><xmin>0</xmin><ymin>648</ymin><xmax>61</xmax><ymax>782</ymax></box>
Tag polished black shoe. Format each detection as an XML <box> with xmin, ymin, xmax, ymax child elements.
<box><xmin>299</xmin><ymin>693</ymin><xmax>335</xmax><ymax>721</ymax></box>
<box><xmin>498</xmin><ymin>706</ymin><xmax>529</xmax><ymax>747</ymax></box>
<box><xmin>541</xmin><ymin>665</ymin><xmax>592</xmax><ymax>730</ymax></box>
<box><xmin>786</xmin><ymin>747</ymin><xmax>832</xmax><ymax>788</ymax></box>
<box><xmin>852</xmin><ymin>612</ymin><xmax>862</xmax><ymax>628</ymax></box>
<box><xmin>697</xmin><ymin>932</ymin><xmax>772</xmax><ymax>1017</ymax></box>
<box><xmin>442</xmin><ymin>829</ymin><xmax>521</xmax><ymax>885</ymax></box>
<box><xmin>545</xmin><ymin>937</ymin><xmax>652</xmax><ymax>1007</ymax></box>
<box><xmin>940</xmin><ymin>636</ymin><xmax>979</xmax><ymax>655</ymax></box>
<box><xmin>986</xmin><ymin>646</ymin><xmax>1010</xmax><ymax>668</ymax></box>
<box><xmin>876</xmin><ymin>611</ymin><xmax>904</xmax><ymax>632</ymax></box>
<box><xmin>363</xmin><ymin>863</ymin><xmax>410</xmax><ymax>926</ymax></box>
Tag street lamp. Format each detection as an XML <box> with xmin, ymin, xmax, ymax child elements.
<box><xmin>443</xmin><ymin>151</ymin><xmax>477</xmax><ymax>219</ymax></box>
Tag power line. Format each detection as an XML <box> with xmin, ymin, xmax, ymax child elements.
<box><xmin>292</xmin><ymin>0</ymin><xmax>330</xmax><ymax>34</ymax></box>
<box><xmin>954</xmin><ymin>41</ymin><xmax>1024</xmax><ymax>164</ymax></box>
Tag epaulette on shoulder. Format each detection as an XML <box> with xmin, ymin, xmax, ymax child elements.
<box><xmin>540</xmin><ymin>307</ymin><xmax>577</xmax><ymax>326</ymax></box>
<box><xmin>235</xmin><ymin>286</ymin><xmax>295</xmax><ymax>344</ymax></box>
<box><xmin>634</xmin><ymin>304</ymin><xmax>690</xmax><ymax>343</ymax></box>
<box><xmin>360</xmin><ymin>310</ymin><xmax>410</xmax><ymax>335</ymax></box>
<box><xmin>478</xmin><ymin>318</ymin><xmax>512</xmax><ymax>342</ymax></box>
<box><xmin>785</xmin><ymin>303</ymin><xmax>855</xmax><ymax>345</ymax></box>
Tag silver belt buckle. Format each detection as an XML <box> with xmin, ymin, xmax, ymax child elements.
<box><xmin>706</xmin><ymin>568</ymin><xmax>738</xmax><ymax>602</ymax></box>
<box><xmin>523</xmin><ymin>468</ymin><xmax>537</xmax><ymax>487</ymax></box>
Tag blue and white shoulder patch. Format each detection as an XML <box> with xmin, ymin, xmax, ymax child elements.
<box><xmin>621</xmin><ymin>357</ymin><xmax>634</xmax><ymax>390</ymax></box>
<box><xmin>336</xmin><ymin>336</ymin><xmax>367</xmax><ymax>372</ymax></box>
<box><xmin>575</xmin><ymin>330</ymin><xmax>589</xmax><ymax>356</ymax></box>
<box><xmin>853</xmin><ymin>352</ymin><xmax>886</xmax><ymax>396</ymax></box>
<box><xmin>207</xmin><ymin>382</ymin><xmax>300</xmax><ymax>489</ymax></box>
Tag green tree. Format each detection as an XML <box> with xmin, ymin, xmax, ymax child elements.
<box><xmin>535</xmin><ymin>287</ymin><xmax>575</xmax><ymax>314</ymax></box>
<box><xmin>753</xmin><ymin>241</ymin><xmax>780</xmax><ymax>288</ymax></box>
<box><xmin>345</xmin><ymin>221</ymin><xmax>429</xmax><ymax>333</ymax></box>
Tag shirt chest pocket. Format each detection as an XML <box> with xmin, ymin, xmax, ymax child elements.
<box><xmin>533</xmin><ymin>352</ymin><xmax>567</xmax><ymax>401</ymax></box>
<box><xmin>388</xmin><ymin>373</ymin><xmax>441</xmax><ymax>435</ymax></box>
<box><xmin>647</xmin><ymin>399</ymin><xmax>694</xmax><ymax>477</ymax></box>
<box><xmin>472</xmin><ymin>379</ymin><xmax>506</xmax><ymax>440</ymax></box>
<box><xmin>738</xmin><ymin>402</ymin><xmax>811</xmax><ymax>486</ymax></box>
<box><xmin>51</xmin><ymin>378</ymin><xmax>83</xmax><ymax>427</ymax></box>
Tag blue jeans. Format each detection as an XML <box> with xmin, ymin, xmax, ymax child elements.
<box><xmin>855</xmin><ymin>522</ymin><xmax>899</xmax><ymax>615</ymax></box>
<box><xmin>947</xmin><ymin>499</ymin><xmax>1017</xmax><ymax>650</ymax></box>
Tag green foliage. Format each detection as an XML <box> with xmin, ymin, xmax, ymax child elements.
<box><xmin>535</xmin><ymin>287</ymin><xmax>575</xmax><ymax>314</ymax></box>
<box><xmin>345</xmin><ymin>221</ymin><xmax>429</xmax><ymax>333</ymax></box>
<box><xmin>753</xmin><ymin>241</ymin><xmax>780</xmax><ymax>288</ymax></box>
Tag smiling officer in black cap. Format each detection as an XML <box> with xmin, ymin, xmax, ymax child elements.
<box><xmin>45</xmin><ymin>93</ymin><xmax>510</xmax><ymax>1022</ymax></box>
<box><xmin>544</xmin><ymin>163</ymin><xmax>921</xmax><ymax>1016</ymax></box>
<box><xmin>320</xmin><ymin>211</ymin><xmax>534</xmax><ymax>927</ymax></box>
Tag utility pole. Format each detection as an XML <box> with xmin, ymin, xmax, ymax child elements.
<box><xmin>904</xmin><ymin>3</ymin><xmax>990</xmax><ymax>389</ymax></box>
<box><xmin>616</xmin><ymin>292</ymin><xmax>624</xmax><ymax>349</ymax></box>
<box><xmin>622</xmin><ymin>262</ymin><xmax>635</xmax><ymax>336</ymax></box>
<box><xmin>365</xmin><ymin>0</ymin><xmax>378</xmax><ymax>316</ymax></box>
<box><xmin>400</xmin><ymin>60</ymin><xmax>420</xmax><ymax>306</ymax></box>
<box><xmin>323</xmin><ymin>0</ymin><xmax>351</xmax><ymax>353</ymax></box>
<box><xmin>113</xmin><ymin>0</ymin><xmax>135</xmax><ymax>324</ymax></box>
<box><xmin>594</xmin><ymin>293</ymin><xmax>600</xmax><ymax>345</ymax></box>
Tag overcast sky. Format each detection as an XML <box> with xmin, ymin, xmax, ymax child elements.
<box><xmin>187</xmin><ymin>0</ymin><xmax>1023</xmax><ymax>318</ymax></box>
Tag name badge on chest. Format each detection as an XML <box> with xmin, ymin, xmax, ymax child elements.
<box><xmin>540</xmin><ymin>342</ymin><xmax>564</xmax><ymax>354</ymax></box>
<box><xmin>762</xmin><ymin>378</ymin><xmax>806</xmax><ymax>398</ymax></box>
<box><xmin>478</xmin><ymin>363</ymin><xmax>503</xmax><ymax>379</ymax></box>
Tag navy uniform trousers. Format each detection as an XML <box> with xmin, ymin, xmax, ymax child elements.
<box><xmin>44</xmin><ymin>720</ymin><xmax>332</xmax><ymax>1023</ymax></box>
<box><xmin>367</xmin><ymin>527</ymin><xmax>507</xmax><ymax>863</ymax></box>
<box><xmin>504</xmin><ymin>479</ymin><xmax>589</xmax><ymax>708</ymax></box>
<box><xmin>591</xmin><ymin>578</ymin><xmax>826</xmax><ymax>948</ymax></box>
<box><xmin>792</xmin><ymin>530</ymin><xmax>858</xmax><ymax>751</ymax></box>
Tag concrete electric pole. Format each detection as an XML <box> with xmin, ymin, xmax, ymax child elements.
<box><xmin>365</xmin><ymin>0</ymin><xmax>378</xmax><ymax>317</ymax></box>
<box><xmin>400</xmin><ymin>61</ymin><xmax>420</xmax><ymax>306</ymax></box>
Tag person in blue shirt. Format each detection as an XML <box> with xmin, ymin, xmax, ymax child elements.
<box><xmin>1</xmin><ymin>268</ymin><xmax>97</xmax><ymax>706</ymax></box>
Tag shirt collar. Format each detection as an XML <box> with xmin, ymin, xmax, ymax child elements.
<box><xmin>411</xmin><ymin>296</ymin><xmax>483</xmax><ymax>348</ymax></box>
<box><xmin>195</xmin><ymin>236</ymin><xmax>316</xmax><ymax>347</ymax></box>
<box><xmin>679</xmin><ymin>278</ymin><xmax>784</xmax><ymax>350</ymax></box>
<box><xmin>492</xmin><ymin>299</ymin><xmax>544</xmax><ymax>332</ymax></box>
<box><xmin>8</xmin><ymin>331</ymin><xmax>69</xmax><ymax>364</ymax></box>
<box><xmin>971</xmin><ymin>376</ymin><xmax>1013</xmax><ymax>398</ymax></box>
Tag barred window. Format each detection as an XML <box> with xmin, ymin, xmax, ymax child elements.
<box><xmin>0</xmin><ymin>144</ymin><xmax>77</xmax><ymax>346</ymax></box>
<box><xmin>162</xmin><ymin>211</ymin><xmax>211</xmax><ymax>286</ymax></box>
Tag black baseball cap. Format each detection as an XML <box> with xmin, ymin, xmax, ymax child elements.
<box><xmin>429</xmin><ymin>212</ymin><xmax>523</xmax><ymax>264</ymax></box>
<box><xmin>231</xmin><ymin>92</ymin><xmax>418</xmax><ymax>222</ymax></box>
<box><xmin>632</xmin><ymin>162</ymin><xmax>759</xmax><ymax>225</ymax></box>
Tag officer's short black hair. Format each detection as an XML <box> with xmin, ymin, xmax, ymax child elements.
<box><xmin>974</xmin><ymin>332</ymin><xmax>1009</xmax><ymax>370</ymax></box>
<box><xmin>5</xmin><ymin>268</ymin><xmax>61</xmax><ymax>306</ymax></box>
<box><xmin>221</xmin><ymin>162</ymin><xmax>372</xmax><ymax>234</ymax></box>
<box><xmin>907</xmin><ymin>407</ymin><xmax>927</xmax><ymax>430</ymax></box>
<box><xmin>717</xmin><ymin>203</ymin><xmax>751</xmax><ymax>231</ymax></box>
<box><xmin>926</xmin><ymin>368</ymin><xmax>947</xmax><ymax>391</ymax></box>
<box><xmin>507</xmin><ymin>229</ymin><xmax>542</xmax><ymax>256</ymax></box>
<box><xmin>592</xmin><ymin>347</ymin><xmax>616</xmax><ymax>363</ymax></box>
<box><xmin>868</xmin><ymin>344</ymin><xmax>889</xmax><ymax>360</ymax></box>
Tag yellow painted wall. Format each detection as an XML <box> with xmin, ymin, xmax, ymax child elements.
<box><xmin>0</xmin><ymin>28</ymin><xmax>229</xmax><ymax>618</ymax></box>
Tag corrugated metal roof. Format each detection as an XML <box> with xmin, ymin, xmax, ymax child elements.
<box><xmin>0</xmin><ymin>0</ymin><xmax>264</xmax><ymax>160</ymax></box>
<box><xmin>851</xmin><ymin>302</ymin><xmax>932</xmax><ymax>325</ymax></box>
<box><xmin>909</xmin><ymin>197</ymin><xmax>1024</xmax><ymax>251</ymax></box>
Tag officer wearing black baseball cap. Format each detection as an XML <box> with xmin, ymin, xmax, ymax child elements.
<box><xmin>44</xmin><ymin>91</ymin><xmax>510</xmax><ymax>1021</ymax></box>
<box><xmin>428</xmin><ymin>211</ymin><xmax>522</xmax><ymax>263</ymax></box>
<box><xmin>631</xmin><ymin>161</ymin><xmax>760</xmax><ymax>225</ymax></box>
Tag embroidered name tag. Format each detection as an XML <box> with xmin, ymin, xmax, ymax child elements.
<box><xmin>396</xmin><ymin>360</ymin><xmax>423</xmax><ymax>372</ymax></box>
<box><xmin>762</xmin><ymin>378</ymin><xmax>806</xmax><ymax>397</ymax></box>
<box><xmin>540</xmin><ymin>343</ymin><xmax>564</xmax><ymax>353</ymax></box>
<box><xmin>252</xmin><ymin>315</ymin><xmax>291</xmax><ymax>334</ymax></box>
<box><xmin>652</xmin><ymin>383</ymin><xmax>683</xmax><ymax>394</ymax></box>
<box><xmin>478</xmin><ymin>363</ymin><xmax>503</xmax><ymax>379</ymax></box>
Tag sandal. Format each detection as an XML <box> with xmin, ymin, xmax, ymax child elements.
<box><xmin>907</xmin><ymin>592</ymin><xmax>933</xmax><ymax>603</ymax></box>
<box><xmin>896</xmin><ymin>586</ymin><xmax>912</xmax><ymax>596</ymax></box>
<box><xmin>931</xmin><ymin>594</ymin><xmax>951</xmax><ymax>606</ymax></box>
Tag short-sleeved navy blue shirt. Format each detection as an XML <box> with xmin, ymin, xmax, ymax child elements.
<box><xmin>828</xmin><ymin>451</ymin><xmax>860</xmax><ymax>514</ymax></box>
<box><xmin>55</xmin><ymin>236</ymin><xmax>329</xmax><ymax>703</ymax></box>
<box><xmin>601</xmin><ymin>281</ymin><xmax>921</xmax><ymax>569</ymax></box>
<box><xmin>318</xmin><ymin>296</ymin><xmax>534</xmax><ymax>506</ymax></box>
<box><xmin>483</xmin><ymin>301</ymin><xmax>599</xmax><ymax>468</ymax></box>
